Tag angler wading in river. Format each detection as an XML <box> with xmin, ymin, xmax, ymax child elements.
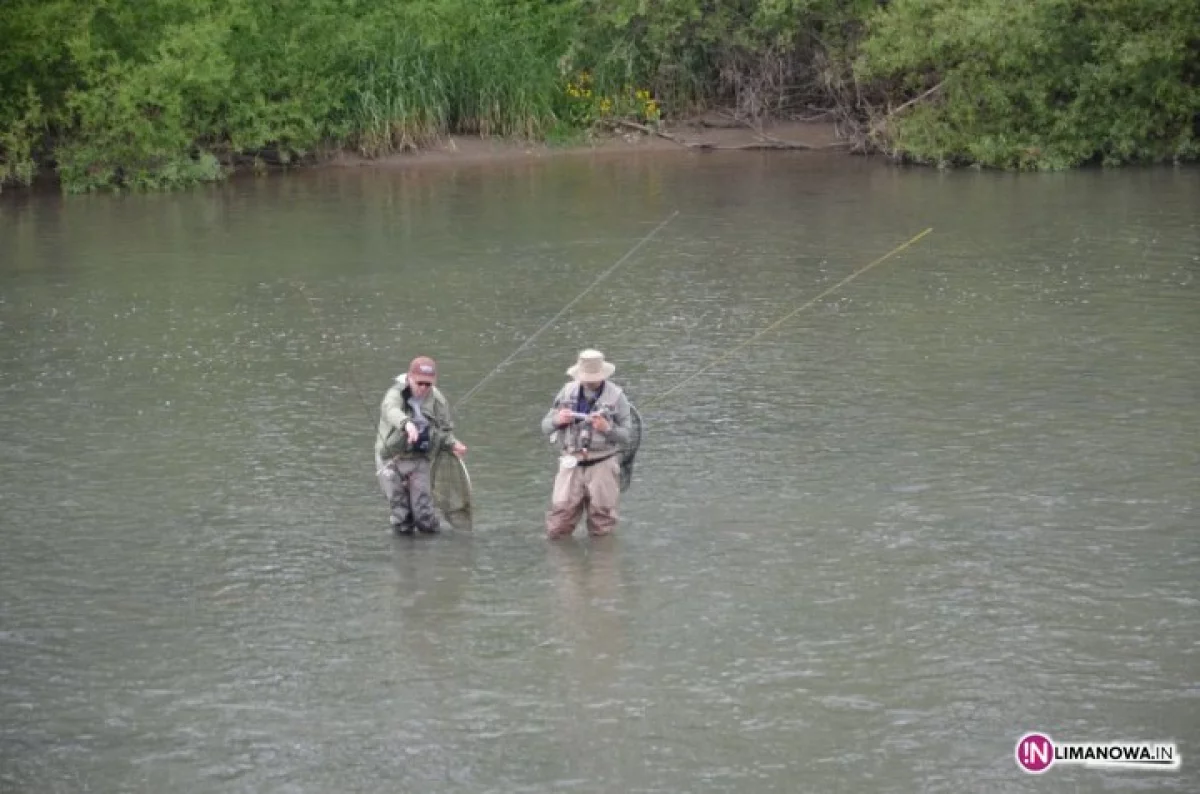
<box><xmin>375</xmin><ymin>356</ymin><xmax>468</xmax><ymax>534</ymax></box>
<box><xmin>542</xmin><ymin>349</ymin><xmax>635</xmax><ymax>539</ymax></box>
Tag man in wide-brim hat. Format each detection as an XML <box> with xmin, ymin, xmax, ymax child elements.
<box><xmin>540</xmin><ymin>349</ymin><xmax>632</xmax><ymax>538</ymax></box>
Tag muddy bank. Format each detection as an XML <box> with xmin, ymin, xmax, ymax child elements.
<box><xmin>4</xmin><ymin>117</ymin><xmax>850</xmax><ymax>195</ymax></box>
<box><xmin>329</xmin><ymin>116</ymin><xmax>849</xmax><ymax>170</ymax></box>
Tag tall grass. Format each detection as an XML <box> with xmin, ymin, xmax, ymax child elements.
<box><xmin>347</xmin><ymin>14</ymin><xmax>564</xmax><ymax>156</ymax></box>
<box><xmin>449</xmin><ymin>40</ymin><xmax>560</xmax><ymax>138</ymax></box>
<box><xmin>351</xmin><ymin>48</ymin><xmax>451</xmax><ymax>156</ymax></box>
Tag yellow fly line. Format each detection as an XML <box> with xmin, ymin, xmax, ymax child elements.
<box><xmin>643</xmin><ymin>227</ymin><xmax>934</xmax><ymax>408</ymax></box>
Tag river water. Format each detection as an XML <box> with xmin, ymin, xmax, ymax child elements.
<box><xmin>1</xmin><ymin>152</ymin><xmax>1197</xmax><ymax>793</ymax></box>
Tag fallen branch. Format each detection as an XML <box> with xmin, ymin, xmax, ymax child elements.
<box><xmin>688</xmin><ymin>117</ymin><xmax>744</xmax><ymax>130</ymax></box>
<box><xmin>788</xmin><ymin>110</ymin><xmax>839</xmax><ymax>123</ymax></box>
<box><xmin>611</xmin><ymin>119</ymin><xmax>848</xmax><ymax>151</ymax></box>
<box><xmin>887</xmin><ymin>81</ymin><xmax>944</xmax><ymax>118</ymax></box>
<box><xmin>611</xmin><ymin>119</ymin><xmax>716</xmax><ymax>148</ymax></box>
<box><xmin>716</xmin><ymin>109</ymin><xmax>843</xmax><ymax>150</ymax></box>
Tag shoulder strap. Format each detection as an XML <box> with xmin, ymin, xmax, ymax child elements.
<box><xmin>595</xmin><ymin>381</ymin><xmax>621</xmax><ymax>411</ymax></box>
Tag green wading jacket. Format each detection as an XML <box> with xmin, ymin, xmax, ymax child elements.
<box><xmin>375</xmin><ymin>374</ymin><xmax>460</xmax><ymax>461</ymax></box>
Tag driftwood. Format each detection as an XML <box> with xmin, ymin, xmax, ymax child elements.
<box><xmin>687</xmin><ymin>117</ymin><xmax>744</xmax><ymax>130</ymax></box>
<box><xmin>860</xmin><ymin>81</ymin><xmax>946</xmax><ymax>155</ymax></box>
<box><xmin>612</xmin><ymin>119</ymin><xmax>848</xmax><ymax>151</ymax></box>
<box><xmin>716</xmin><ymin>109</ymin><xmax>849</xmax><ymax>150</ymax></box>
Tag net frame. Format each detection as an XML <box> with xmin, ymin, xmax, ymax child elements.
<box><xmin>430</xmin><ymin>450</ymin><xmax>473</xmax><ymax>530</ymax></box>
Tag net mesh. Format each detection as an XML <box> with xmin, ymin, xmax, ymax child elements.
<box><xmin>619</xmin><ymin>403</ymin><xmax>642</xmax><ymax>493</ymax></box>
<box><xmin>430</xmin><ymin>450</ymin><xmax>474</xmax><ymax>530</ymax></box>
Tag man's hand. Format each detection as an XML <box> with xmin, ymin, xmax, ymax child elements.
<box><xmin>451</xmin><ymin>441</ymin><xmax>468</xmax><ymax>458</ymax></box>
<box><xmin>555</xmin><ymin>408</ymin><xmax>575</xmax><ymax>427</ymax></box>
<box><xmin>590</xmin><ymin>413</ymin><xmax>611</xmax><ymax>433</ymax></box>
<box><xmin>405</xmin><ymin>421</ymin><xmax>419</xmax><ymax>445</ymax></box>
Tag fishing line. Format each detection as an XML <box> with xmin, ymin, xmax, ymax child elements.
<box><xmin>643</xmin><ymin>226</ymin><xmax>934</xmax><ymax>408</ymax></box>
<box><xmin>455</xmin><ymin>210</ymin><xmax>680</xmax><ymax>409</ymax></box>
<box><xmin>293</xmin><ymin>280</ymin><xmax>386</xmax><ymax>450</ymax></box>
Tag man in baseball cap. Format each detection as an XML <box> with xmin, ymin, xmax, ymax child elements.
<box><xmin>375</xmin><ymin>356</ymin><xmax>468</xmax><ymax>534</ymax></box>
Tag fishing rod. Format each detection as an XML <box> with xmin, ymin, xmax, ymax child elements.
<box><xmin>642</xmin><ymin>226</ymin><xmax>934</xmax><ymax>408</ymax></box>
<box><xmin>296</xmin><ymin>281</ymin><xmax>476</xmax><ymax>531</ymax></box>
<box><xmin>454</xmin><ymin>210</ymin><xmax>680</xmax><ymax>410</ymax></box>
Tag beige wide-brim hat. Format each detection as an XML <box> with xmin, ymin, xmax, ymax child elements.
<box><xmin>566</xmin><ymin>349</ymin><xmax>616</xmax><ymax>380</ymax></box>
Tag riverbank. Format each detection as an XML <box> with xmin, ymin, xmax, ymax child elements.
<box><xmin>329</xmin><ymin>115</ymin><xmax>849</xmax><ymax>170</ymax></box>
<box><xmin>2</xmin><ymin>116</ymin><xmax>851</xmax><ymax>196</ymax></box>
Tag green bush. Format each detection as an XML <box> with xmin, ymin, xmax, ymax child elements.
<box><xmin>1</xmin><ymin>0</ymin><xmax>1195</xmax><ymax>190</ymax></box>
<box><xmin>856</xmin><ymin>0</ymin><xmax>1200</xmax><ymax>169</ymax></box>
<box><xmin>56</xmin><ymin>10</ymin><xmax>234</xmax><ymax>191</ymax></box>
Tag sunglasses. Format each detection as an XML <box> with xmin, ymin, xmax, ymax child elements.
<box><xmin>413</xmin><ymin>381</ymin><xmax>433</xmax><ymax>388</ymax></box>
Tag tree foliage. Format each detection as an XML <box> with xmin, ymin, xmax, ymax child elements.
<box><xmin>856</xmin><ymin>0</ymin><xmax>1200</xmax><ymax>168</ymax></box>
<box><xmin>0</xmin><ymin>0</ymin><xmax>1195</xmax><ymax>190</ymax></box>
